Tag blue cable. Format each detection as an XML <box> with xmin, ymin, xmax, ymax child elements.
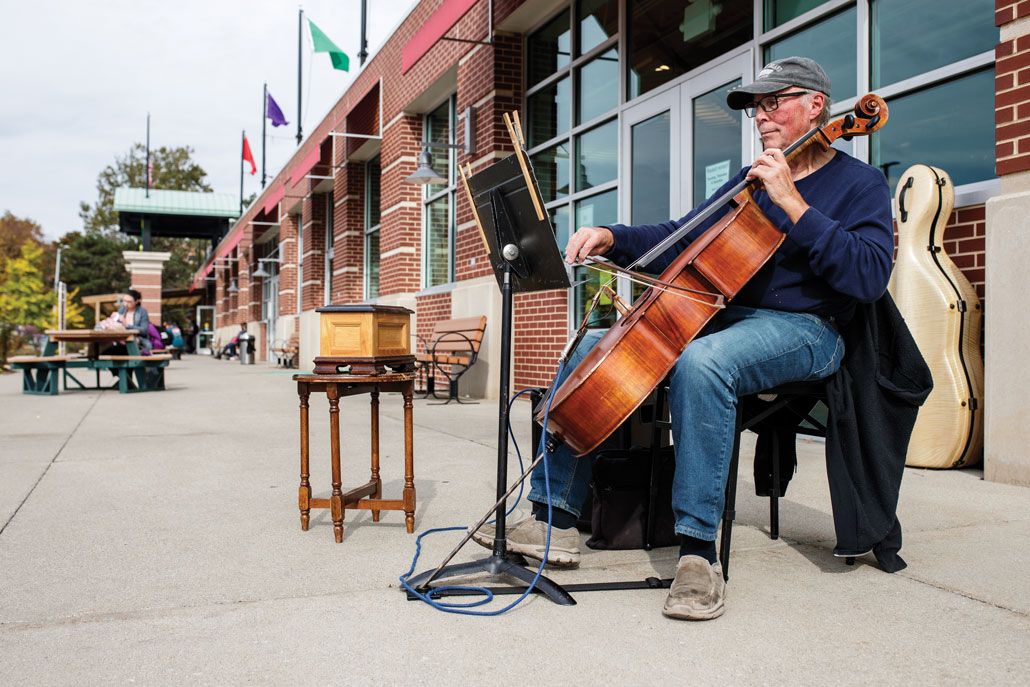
<box><xmin>399</xmin><ymin>360</ymin><xmax>566</xmax><ymax>615</ymax></box>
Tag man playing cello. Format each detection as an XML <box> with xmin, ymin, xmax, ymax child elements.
<box><xmin>474</xmin><ymin>57</ymin><xmax>894</xmax><ymax>620</ymax></box>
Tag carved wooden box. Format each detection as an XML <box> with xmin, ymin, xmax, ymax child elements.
<box><xmin>313</xmin><ymin>304</ymin><xmax>415</xmax><ymax>375</ymax></box>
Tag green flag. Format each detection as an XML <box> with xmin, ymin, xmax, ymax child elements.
<box><xmin>308</xmin><ymin>19</ymin><xmax>349</xmax><ymax>72</ymax></box>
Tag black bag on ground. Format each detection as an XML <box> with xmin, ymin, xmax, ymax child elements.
<box><xmin>586</xmin><ymin>447</ymin><xmax>678</xmax><ymax>550</ymax></box>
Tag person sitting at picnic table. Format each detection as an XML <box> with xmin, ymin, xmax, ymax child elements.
<box><xmin>218</xmin><ymin>322</ymin><xmax>247</xmax><ymax>360</ymax></box>
<box><xmin>97</xmin><ymin>289</ymin><xmax>152</xmax><ymax>355</ymax></box>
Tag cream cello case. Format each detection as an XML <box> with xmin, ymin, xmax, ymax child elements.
<box><xmin>888</xmin><ymin>165</ymin><xmax>983</xmax><ymax>468</ymax></box>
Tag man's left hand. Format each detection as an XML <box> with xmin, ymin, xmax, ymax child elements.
<box><xmin>746</xmin><ymin>148</ymin><xmax>809</xmax><ymax>223</ymax></box>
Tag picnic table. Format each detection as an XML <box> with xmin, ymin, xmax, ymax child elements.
<box><xmin>9</xmin><ymin>329</ymin><xmax>171</xmax><ymax>395</ymax></box>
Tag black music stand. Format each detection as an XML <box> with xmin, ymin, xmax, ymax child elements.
<box><xmin>406</xmin><ymin>147</ymin><xmax>574</xmax><ymax>605</ymax></box>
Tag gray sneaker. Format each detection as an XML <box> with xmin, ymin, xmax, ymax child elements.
<box><xmin>662</xmin><ymin>555</ymin><xmax>726</xmax><ymax>620</ymax></box>
<box><xmin>471</xmin><ymin>517</ymin><xmax>581</xmax><ymax>567</ymax></box>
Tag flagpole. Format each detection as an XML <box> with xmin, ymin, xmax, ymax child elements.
<box><xmin>262</xmin><ymin>83</ymin><xmax>268</xmax><ymax>188</ymax></box>
<box><xmin>145</xmin><ymin>113</ymin><xmax>151</xmax><ymax>198</ymax></box>
<box><xmin>240</xmin><ymin>130</ymin><xmax>245</xmax><ymax>215</ymax></box>
<box><xmin>297</xmin><ymin>7</ymin><xmax>303</xmax><ymax>146</ymax></box>
<box><xmin>359</xmin><ymin>0</ymin><xmax>368</xmax><ymax>66</ymax></box>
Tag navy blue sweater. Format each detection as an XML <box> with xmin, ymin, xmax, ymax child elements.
<box><xmin>604</xmin><ymin>151</ymin><xmax>894</xmax><ymax>323</ymax></box>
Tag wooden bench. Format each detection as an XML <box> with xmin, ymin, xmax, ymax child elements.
<box><xmin>271</xmin><ymin>332</ymin><xmax>299</xmax><ymax>368</ymax></box>
<box><xmin>163</xmin><ymin>346</ymin><xmax>182</xmax><ymax>360</ymax></box>
<box><xmin>414</xmin><ymin>316</ymin><xmax>487</xmax><ymax>404</ymax></box>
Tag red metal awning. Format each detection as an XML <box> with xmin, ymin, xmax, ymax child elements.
<box><xmin>402</xmin><ymin>0</ymin><xmax>477</xmax><ymax>74</ymax></box>
<box><xmin>189</xmin><ymin>224</ymin><xmax>246</xmax><ymax>291</ymax></box>
<box><xmin>263</xmin><ymin>184</ymin><xmax>285</xmax><ymax>215</ymax></box>
<box><xmin>290</xmin><ymin>144</ymin><xmax>322</xmax><ymax>187</ymax></box>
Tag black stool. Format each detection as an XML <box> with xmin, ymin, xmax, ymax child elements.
<box><xmin>648</xmin><ymin>379</ymin><xmax>837</xmax><ymax>581</ymax></box>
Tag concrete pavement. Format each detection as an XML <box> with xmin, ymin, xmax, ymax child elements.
<box><xmin>1</xmin><ymin>355</ymin><xmax>1028</xmax><ymax>685</ymax></box>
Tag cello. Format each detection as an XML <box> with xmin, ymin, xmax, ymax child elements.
<box><xmin>538</xmin><ymin>94</ymin><xmax>890</xmax><ymax>456</ymax></box>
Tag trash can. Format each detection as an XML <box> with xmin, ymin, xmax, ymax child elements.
<box><xmin>239</xmin><ymin>331</ymin><xmax>255</xmax><ymax>365</ymax></box>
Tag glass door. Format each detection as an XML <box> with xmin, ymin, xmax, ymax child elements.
<box><xmin>620</xmin><ymin>88</ymin><xmax>679</xmax><ymax>301</ymax></box>
<box><xmin>196</xmin><ymin>305</ymin><xmax>215</xmax><ymax>354</ymax></box>
<box><xmin>679</xmin><ymin>52</ymin><xmax>753</xmax><ymax>215</ymax></box>
<box><xmin>264</xmin><ymin>273</ymin><xmax>279</xmax><ymax>356</ymax></box>
<box><xmin>618</xmin><ymin>52</ymin><xmax>752</xmax><ymax>297</ymax></box>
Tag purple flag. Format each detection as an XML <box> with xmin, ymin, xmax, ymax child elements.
<box><xmin>266</xmin><ymin>92</ymin><xmax>289</xmax><ymax>127</ymax></box>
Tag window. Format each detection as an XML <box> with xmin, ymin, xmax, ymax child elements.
<box><xmin>260</xmin><ymin>234</ymin><xmax>279</xmax><ymax>322</ymax></box>
<box><xmin>324</xmin><ymin>192</ymin><xmax>334</xmax><ymax>305</ymax></box>
<box><xmin>423</xmin><ymin>96</ymin><xmax>456</xmax><ymax>288</ymax></box>
<box><xmin>870</xmin><ymin>69</ymin><xmax>995</xmax><ymax>189</ymax></box>
<box><xmin>526</xmin><ymin>2</ymin><xmax>621</xmax><ymax>329</ymax></box>
<box><xmin>764</xmin><ymin>6</ymin><xmax>857</xmax><ymax>103</ymax></box>
<box><xmin>764</xmin><ymin>0</ymin><xmax>827</xmax><ymax>30</ymax></box>
<box><xmin>628</xmin><ymin>0</ymin><xmax>752</xmax><ymax>99</ymax></box>
<box><xmin>365</xmin><ymin>155</ymin><xmax>381</xmax><ymax>300</ymax></box>
<box><xmin>866</xmin><ymin>0</ymin><xmax>997</xmax><ymax>190</ymax></box>
<box><xmin>524</xmin><ymin>0</ymin><xmax>998</xmax><ymax>326</ymax></box>
<box><xmin>871</xmin><ymin>0</ymin><xmax>996</xmax><ymax>88</ymax></box>
<box><xmin>756</xmin><ymin>0</ymin><xmax>996</xmax><ymax>193</ymax></box>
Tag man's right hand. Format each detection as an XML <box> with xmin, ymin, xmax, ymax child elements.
<box><xmin>565</xmin><ymin>226</ymin><xmax>614</xmax><ymax>265</ymax></box>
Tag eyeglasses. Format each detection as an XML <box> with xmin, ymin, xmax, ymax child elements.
<box><xmin>743</xmin><ymin>91</ymin><xmax>810</xmax><ymax>118</ymax></box>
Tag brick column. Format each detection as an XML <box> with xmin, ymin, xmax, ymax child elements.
<box><xmin>379</xmin><ymin>114</ymin><xmax>422</xmax><ymax>296</ymax></box>
<box><xmin>334</xmin><ymin>158</ymin><xmax>366</xmax><ymax>303</ymax></box>
<box><xmin>985</xmin><ymin>4</ymin><xmax>1030</xmax><ymax>485</ymax></box>
<box><xmin>301</xmin><ymin>193</ymin><xmax>327</xmax><ymax>310</ymax></box>
<box><xmin>279</xmin><ymin>213</ymin><xmax>299</xmax><ymax>317</ymax></box>
<box><xmin>122</xmin><ymin>250</ymin><xmax>171</xmax><ymax>323</ymax></box>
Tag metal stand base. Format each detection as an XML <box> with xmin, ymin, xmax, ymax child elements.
<box><xmin>406</xmin><ymin>552</ymin><xmax>576</xmax><ymax>605</ymax></box>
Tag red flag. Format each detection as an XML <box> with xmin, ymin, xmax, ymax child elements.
<box><xmin>242</xmin><ymin>136</ymin><xmax>257</xmax><ymax>175</ymax></box>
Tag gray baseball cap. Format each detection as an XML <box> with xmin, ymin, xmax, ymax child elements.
<box><xmin>726</xmin><ymin>57</ymin><xmax>831</xmax><ymax>110</ymax></box>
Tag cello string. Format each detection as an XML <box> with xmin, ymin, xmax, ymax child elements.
<box><xmin>579</xmin><ymin>262</ymin><xmax>725</xmax><ymax>309</ymax></box>
<box><xmin>594</xmin><ymin>258</ymin><xmax>725</xmax><ymax>300</ymax></box>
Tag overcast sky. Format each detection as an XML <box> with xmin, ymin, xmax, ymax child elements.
<box><xmin>0</xmin><ymin>0</ymin><xmax>417</xmax><ymax>241</ymax></box>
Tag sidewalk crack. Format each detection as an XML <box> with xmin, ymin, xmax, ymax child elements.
<box><xmin>0</xmin><ymin>392</ymin><xmax>103</xmax><ymax>537</ymax></box>
<box><xmin>896</xmin><ymin>572</ymin><xmax>1030</xmax><ymax>618</ymax></box>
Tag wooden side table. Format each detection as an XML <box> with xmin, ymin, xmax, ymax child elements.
<box><xmin>294</xmin><ymin>372</ymin><xmax>416</xmax><ymax>542</ymax></box>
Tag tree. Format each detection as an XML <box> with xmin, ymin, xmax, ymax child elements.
<box><xmin>65</xmin><ymin>143</ymin><xmax>215</xmax><ymax>308</ymax></box>
<box><xmin>1</xmin><ymin>211</ymin><xmax>55</xmax><ymax>289</ymax></box>
<box><xmin>79</xmin><ymin>143</ymin><xmax>212</xmax><ymax>233</ymax></box>
<box><xmin>0</xmin><ymin>241</ymin><xmax>55</xmax><ymax>365</ymax></box>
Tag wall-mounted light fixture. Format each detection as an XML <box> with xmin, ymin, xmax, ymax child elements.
<box><xmin>251</xmin><ymin>245</ymin><xmax>282</xmax><ymax>279</ymax></box>
<box><xmin>405</xmin><ymin>106</ymin><xmax>476</xmax><ymax>185</ymax></box>
<box><xmin>251</xmin><ymin>258</ymin><xmax>282</xmax><ymax>279</ymax></box>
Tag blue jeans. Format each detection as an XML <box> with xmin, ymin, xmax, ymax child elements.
<box><xmin>530</xmin><ymin>305</ymin><xmax>844</xmax><ymax>540</ymax></box>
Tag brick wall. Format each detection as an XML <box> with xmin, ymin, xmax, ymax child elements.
<box><xmin>244</xmin><ymin>226</ymin><xmax>262</xmax><ymax>322</ymax></box>
<box><xmin>513</xmin><ymin>289</ymin><xmax>566</xmax><ymax>390</ymax></box>
<box><xmin>333</xmin><ymin>157</ymin><xmax>367</xmax><ymax>304</ymax></box>
<box><xmin>380</xmin><ymin>113</ymin><xmax>423</xmax><ymax>296</ymax></box>
<box><xmin>415</xmin><ymin>290</ymin><xmax>452</xmax><ymax>389</ymax></box>
<box><xmin>995</xmin><ymin>25</ymin><xmax>1030</xmax><ymax>174</ymax></box>
<box><xmin>300</xmin><ymin>192</ymin><xmax>327</xmax><ymax>311</ymax></box>
<box><xmin>453</xmin><ymin>31</ymin><xmax>524</xmax><ymax>284</ymax></box>
<box><xmin>995</xmin><ymin>0</ymin><xmax>1030</xmax><ymax>25</ymax></box>
<box><xmin>215</xmin><ymin>270</ymin><xmax>227</xmax><ymax>329</ymax></box>
<box><xmin>279</xmin><ymin>213</ymin><xmax>298</xmax><ymax>317</ymax></box>
<box><xmin>942</xmin><ymin>205</ymin><xmax>987</xmax><ymax>300</ymax></box>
